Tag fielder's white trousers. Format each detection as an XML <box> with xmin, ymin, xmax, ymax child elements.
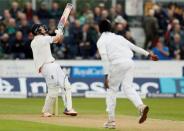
<box><xmin>106</xmin><ymin>60</ymin><xmax>143</xmax><ymax>121</ymax></box>
<box><xmin>41</xmin><ymin>62</ymin><xmax>72</xmax><ymax>113</ymax></box>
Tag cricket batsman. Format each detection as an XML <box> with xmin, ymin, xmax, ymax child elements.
<box><xmin>97</xmin><ymin>19</ymin><xmax>158</xmax><ymax>129</ymax></box>
<box><xmin>31</xmin><ymin>24</ymin><xmax>77</xmax><ymax>117</ymax></box>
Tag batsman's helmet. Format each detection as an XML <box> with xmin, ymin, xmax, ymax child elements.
<box><xmin>98</xmin><ymin>19</ymin><xmax>112</xmax><ymax>33</ymax></box>
<box><xmin>31</xmin><ymin>24</ymin><xmax>48</xmax><ymax>35</ymax></box>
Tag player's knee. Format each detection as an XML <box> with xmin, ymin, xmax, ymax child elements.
<box><xmin>46</xmin><ymin>95</ymin><xmax>57</xmax><ymax>100</ymax></box>
<box><xmin>47</xmin><ymin>85</ymin><xmax>59</xmax><ymax>97</ymax></box>
<box><xmin>48</xmin><ymin>92</ymin><xmax>58</xmax><ymax>98</ymax></box>
<box><xmin>107</xmin><ymin>87</ymin><xmax>118</xmax><ymax>93</ymax></box>
<box><xmin>122</xmin><ymin>84</ymin><xmax>135</xmax><ymax>93</ymax></box>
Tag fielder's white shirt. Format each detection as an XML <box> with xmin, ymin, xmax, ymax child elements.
<box><xmin>31</xmin><ymin>35</ymin><xmax>55</xmax><ymax>72</ymax></box>
<box><xmin>97</xmin><ymin>32</ymin><xmax>149</xmax><ymax>74</ymax></box>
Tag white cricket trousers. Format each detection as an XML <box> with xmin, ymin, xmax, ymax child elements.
<box><xmin>41</xmin><ymin>62</ymin><xmax>72</xmax><ymax>113</ymax></box>
<box><xmin>106</xmin><ymin>60</ymin><xmax>143</xmax><ymax>121</ymax></box>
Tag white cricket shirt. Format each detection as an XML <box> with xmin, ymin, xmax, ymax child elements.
<box><xmin>31</xmin><ymin>35</ymin><xmax>55</xmax><ymax>72</ymax></box>
<box><xmin>97</xmin><ymin>32</ymin><xmax>149</xmax><ymax>74</ymax></box>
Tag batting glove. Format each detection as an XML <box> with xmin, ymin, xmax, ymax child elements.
<box><xmin>55</xmin><ymin>29</ymin><xmax>63</xmax><ymax>36</ymax></box>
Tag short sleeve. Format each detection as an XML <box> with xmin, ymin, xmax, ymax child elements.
<box><xmin>44</xmin><ymin>36</ymin><xmax>54</xmax><ymax>44</ymax></box>
<box><xmin>97</xmin><ymin>40</ymin><xmax>107</xmax><ymax>55</ymax></box>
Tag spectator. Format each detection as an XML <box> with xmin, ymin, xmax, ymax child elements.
<box><xmin>153</xmin><ymin>4</ymin><xmax>168</xmax><ymax>35</ymax></box>
<box><xmin>180</xmin><ymin>44</ymin><xmax>184</xmax><ymax>60</ymax></box>
<box><xmin>143</xmin><ymin>9</ymin><xmax>159</xmax><ymax>49</ymax></box>
<box><xmin>170</xmin><ymin>33</ymin><xmax>183</xmax><ymax>59</ymax></box>
<box><xmin>99</xmin><ymin>3</ymin><xmax>105</xmax><ymax>10</ymax></box>
<box><xmin>69</xmin><ymin>9</ymin><xmax>77</xmax><ymax>23</ymax></box>
<box><xmin>170</xmin><ymin>23</ymin><xmax>184</xmax><ymax>44</ymax></box>
<box><xmin>87</xmin><ymin>23</ymin><xmax>99</xmax><ymax>57</ymax></box>
<box><xmin>24</xmin><ymin>32</ymin><xmax>33</xmax><ymax>59</ymax></box>
<box><xmin>0</xmin><ymin>33</ymin><xmax>12</xmax><ymax>59</ymax></box>
<box><xmin>18</xmin><ymin>18</ymin><xmax>31</xmax><ymax>37</ymax></box>
<box><xmin>125</xmin><ymin>31</ymin><xmax>139</xmax><ymax>59</ymax></box>
<box><xmin>63</xmin><ymin>21</ymin><xmax>78</xmax><ymax>59</ymax></box>
<box><xmin>152</xmin><ymin>40</ymin><xmax>170</xmax><ymax>60</ymax></box>
<box><xmin>50</xmin><ymin>2</ymin><xmax>61</xmax><ymax>19</ymax></box>
<box><xmin>11</xmin><ymin>31</ymin><xmax>25</xmax><ymax>59</ymax></box>
<box><xmin>37</xmin><ymin>2</ymin><xmax>49</xmax><ymax>23</ymax></box>
<box><xmin>16</xmin><ymin>11</ymin><xmax>25</xmax><ymax>22</ymax></box>
<box><xmin>23</xmin><ymin>2</ymin><xmax>35</xmax><ymax>21</ymax></box>
<box><xmin>9</xmin><ymin>1</ymin><xmax>20</xmax><ymax>18</ymax></box>
<box><xmin>85</xmin><ymin>10</ymin><xmax>94</xmax><ymax>25</ymax></box>
<box><xmin>125</xmin><ymin>31</ymin><xmax>136</xmax><ymax>44</ymax></box>
<box><xmin>7</xmin><ymin>18</ymin><xmax>17</xmax><ymax>36</ymax></box>
<box><xmin>1</xmin><ymin>1</ymin><xmax>183</xmax><ymax>60</ymax></box>
<box><xmin>101</xmin><ymin>9</ymin><xmax>110</xmax><ymax>20</ymax></box>
<box><xmin>109</xmin><ymin>7</ymin><xmax>117</xmax><ymax>21</ymax></box>
<box><xmin>52</xmin><ymin>42</ymin><xmax>66</xmax><ymax>59</ymax></box>
<box><xmin>31</xmin><ymin>14</ymin><xmax>41</xmax><ymax>24</ymax></box>
<box><xmin>0</xmin><ymin>23</ymin><xmax>6</xmax><ymax>36</ymax></box>
<box><xmin>180</xmin><ymin>11</ymin><xmax>184</xmax><ymax>29</ymax></box>
<box><xmin>115</xmin><ymin>4</ymin><xmax>127</xmax><ymax>19</ymax></box>
<box><xmin>2</xmin><ymin>10</ymin><xmax>12</xmax><ymax>26</ymax></box>
<box><xmin>78</xmin><ymin>9</ymin><xmax>88</xmax><ymax>25</ymax></box>
<box><xmin>93</xmin><ymin>7</ymin><xmax>101</xmax><ymax>23</ymax></box>
<box><xmin>0</xmin><ymin>44</ymin><xmax>3</xmax><ymax>58</ymax></box>
<box><xmin>173</xmin><ymin>4</ymin><xmax>183</xmax><ymax>22</ymax></box>
<box><xmin>72</xmin><ymin>20</ymin><xmax>82</xmax><ymax>56</ymax></box>
<box><xmin>48</xmin><ymin>19</ymin><xmax>57</xmax><ymax>35</ymax></box>
<box><xmin>79</xmin><ymin>24</ymin><xmax>91</xmax><ymax>58</ymax></box>
<box><xmin>165</xmin><ymin>19</ymin><xmax>179</xmax><ymax>44</ymax></box>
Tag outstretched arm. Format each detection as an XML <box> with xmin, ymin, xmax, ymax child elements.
<box><xmin>100</xmin><ymin>53</ymin><xmax>110</xmax><ymax>75</ymax></box>
<box><xmin>100</xmin><ymin>53</ymin><xmax>110</xmax><ymax>89</ymax></box>
<box><xmin>125</xmin><ymin>37</ymin><xmax>158</xmax><ymax>61</ymax></box>
<box><xmin>127</xmin><ymin>39</ymin><xmax>149</xmax><ymax>56</ymax></box>
<box><xmin>97</xmin><ymin>42</ymin><xmax>110</xmax><ymax>89</ymax></box>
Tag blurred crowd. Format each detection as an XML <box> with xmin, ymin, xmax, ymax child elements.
<box><xmin>0</xmin><ymin>1</ymin><xmax>134</xmax><ymax>60</ymax></box>
<box><xmin>0</xmin><ymin>1</ymin><xmax>184</xmax><ymax>60</ymax></box>
<box><xmin>144</xmin><ymin>2</ymin><xmax>184</xmax><ymax>60</ymax></box>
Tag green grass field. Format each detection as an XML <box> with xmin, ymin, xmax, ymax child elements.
<box><xmin>0</xmin><ymin>120</ymin><xmax>107</xmax><ymax>131</ymax></box>
<box><xmin>0</xmin><ymin>98</ymin><xmax>184</xmax><ymax>131</ymax></box>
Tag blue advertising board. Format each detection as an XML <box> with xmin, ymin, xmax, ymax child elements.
<box><xmin>0</xmin><ymin>66</ymin><xmax>184</xmax><ymax>98</ymax></box>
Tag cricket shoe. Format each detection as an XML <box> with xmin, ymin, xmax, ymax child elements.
<box><xmin>104</xmin><ymin>120</ymin><xmax>116</xmax><ymax>129</ymax></box>
<box><xmin>138</xmin><ymin>105</ymin><xmax>149</xmax><ymax>124</ymax></box>
<box><xmin>63</xmin><ymin>108</ymin><xmax>78</xmax><ymax>116</ymax></box>
<box><xmin>42</xmin><ymin>112</ymin><xmax>52</xmax><ymax>117</ymax></box>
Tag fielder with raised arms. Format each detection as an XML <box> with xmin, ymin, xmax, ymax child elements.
<box><xmin>31</xmin><ymin>24</ymin><xmax>77</xmax><ymax>117</ymax></box>
<box><xmin>97</xmin><ymin>19</ymin><xmax>158</xmax><ymax>129</ymax></box>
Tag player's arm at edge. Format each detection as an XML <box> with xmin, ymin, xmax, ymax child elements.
<box><xmin>125</xmin><ymin>38</ymin><xmax>159</xmax><ymax>61</ymax></box>
<box><xmin>52</xmin><ymin>29</ymin><xmax>64</xmax><ymax>44</ymax></box>
<box><xmin>97</xmin><ymin>42</ymin><xmax>110</xmax><ymax>89</ymax></box>
<box><xmin>101</xmin><ymin>53</ymin><xmax>110</xmax><ymax>89</ymax></box>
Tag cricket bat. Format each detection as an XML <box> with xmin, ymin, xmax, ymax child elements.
<box><xmin>57</xmin><ymin>3</ymin><xmax>73</xmax><ymax>30</ymax></box>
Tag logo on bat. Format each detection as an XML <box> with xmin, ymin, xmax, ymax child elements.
<box><xmin>60</xmin><ymin>16</ymin><xmax>66</xmax><ymax>25</ymax></box>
